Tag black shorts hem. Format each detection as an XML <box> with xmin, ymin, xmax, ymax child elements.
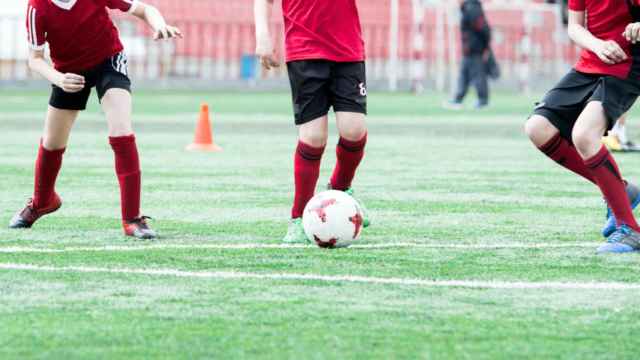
<box><xmin>333</xmin><ymin>104</ymin><xmax>367</xmax><ymax>115</ymax></box>
<box><xmin>97</xmin><ymin>82</ymin><xmax>132</xmax><ymax>101</ymax></box>
<box><xmin>295</xmin><ymin>110</ymin><xmax>330</xmax><ymax>126</ymax></box>
<box><xmin>48</xmin><ymin>100</ymin><xmax>88</xmax><ymax>111</ymax></box>
<box><xmin>532</xmin><ymin>107</ymin><xmax>571</xmax><ymax>141</ymax></box>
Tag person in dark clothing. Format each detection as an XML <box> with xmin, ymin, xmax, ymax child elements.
<box><xmin>447</xmin><ymin>0</ymin><xmax>492</xmax><ymax>109</ymax></box>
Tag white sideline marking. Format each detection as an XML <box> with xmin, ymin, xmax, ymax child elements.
<box><xmin>0</xmin><ymin>242</ymin><xmax>601</xmax><ymax>254</ymax></box>
<box><xmin>0</xmin><ymin>263</ymin><xmax>638</xmax><ymax>290</ymax></box>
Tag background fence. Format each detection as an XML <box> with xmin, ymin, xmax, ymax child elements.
<box><xmin>0</xmin><ymin>0</ymin><xmax>577</xmax><ymax>92</ymax></box>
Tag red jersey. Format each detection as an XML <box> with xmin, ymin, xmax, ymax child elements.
<box><xmin>282</xmin><ymin>0</ymin><xmax>365</xmax><ymax>63</ymax></box>
<box><xmin>26</xmin><ymin>0</ymin><xmax>138</xmax><ymax>73</ymax></box>
<box><xmin>569</xmin><ymin>0</ymin><xmax>639</xmax><ymax>78</ymax></box>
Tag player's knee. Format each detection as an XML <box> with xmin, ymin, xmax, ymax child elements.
<box><xmin>525</xmin><ymin>115</ymin><xmax>555</xmax><ymax>145</ymax></box>
<box><xmin>107</xmin><ymin>121</ymin><xmax>134</xmax><ymax>137</ymax></box>
<box><xmin>339</xmin><ymin>124</ymin><xmax>367</xmax><ymax>141</ymax></box>
<box><xmin>42</xmin><ymin>136</ymin><xmax>67</xmax><ymax>151</ymax></box>
<box><xmin>299</xmin><ymin>131</ymin><xmax>328</xmax><ymax>148</ymax></box>
<box><xmin>571</xmin><ymin>128</ymin><xmax>597</xmax><ymax>156</ymax></box>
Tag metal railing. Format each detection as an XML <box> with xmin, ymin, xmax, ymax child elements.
<box><xmin>0</xmin><ymin>0</ymin><xmax>575</xmax><ymax>92</ymax></box>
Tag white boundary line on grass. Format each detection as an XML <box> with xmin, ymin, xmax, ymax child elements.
<box><xmin>0</xmin><ymin>242</ymin><xmax>602</xmax><ymax>253</ymax></box>
<box><xmin>0</xmin><ymin>263</ymin><xmax>638</xmax><ymax>290</ymax></box>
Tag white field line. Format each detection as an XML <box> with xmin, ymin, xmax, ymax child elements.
<box><xmin>0</xmin><ymin>263</ymin><xmax>638</xmax><ymax>290</ymax></box>
<box><xmin>0</xmin><ymin>242</ymin><xmax>601</xmax><ymax>254</ymax></box>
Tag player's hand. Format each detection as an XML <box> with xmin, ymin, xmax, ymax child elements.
<box><xmin>154</xmin><ymin>25</ymin><xmax>183</xmax><ymax>41</ymax></box>
<box><xmin>624</xmin><ymin>23</ymin><xmax>640</xmax><ymax>44</ymax></box>
<box><xmin>56</xmin><ymin>73</ymin><xmax>85</xmax><ymax>93</ymax></box>
<box><xmin>594</xmin><ymin>40</ymin><xmax>628</xmax><ymax>65</ymax></box>
<box><xmin>256</xmin><ymin>38</ymin><xmax>280</xmax><ymax>70</ymax></box>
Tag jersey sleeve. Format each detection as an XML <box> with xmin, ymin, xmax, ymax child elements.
<box><xmin>26</xmin><ymin>1</ymin><xmax>46</xmax><ymax>50</ymax></box>
<box><xmin>106</xmin><ymin>0</ymin><xmax>139</xmax><ymax>13</ymax></box>
<box><xmin>568</xmin><ymin>0</ymin><xmax>585</xmax><ymax>11</ymax></box>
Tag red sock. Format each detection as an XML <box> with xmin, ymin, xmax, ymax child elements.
<box><xmin>32</xmin><ymin>141</ymin><xmax>65</xmax><ymax>209</ymax></box>
<box><xmin>109</xmin><ymin>135</ymin><xmax>141</xmax><ymax>221</ymax></box>
<box><xmin>330</xmin><ymin>134</ymin><xmax>367</xmax><ymax>191</ymax></box>
<box><xmin>539</xmin><ymin>133</ymin><xmax>595</xmax><ymax>184</ymax></box>
<box><xmin>585</xmin><ymin>146</ymin><xmax>639</xmax><ymax>230</ymax></box>
<box><xmin>292</xmin><ymin>141</ymin><xmax>325</xmax><ymax>219</ymax></box>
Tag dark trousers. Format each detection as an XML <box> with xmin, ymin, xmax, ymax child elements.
<box><xmin>453</xmin><ymin>55</ymin><xmax>489</xmax><ymax>105</ymax></box>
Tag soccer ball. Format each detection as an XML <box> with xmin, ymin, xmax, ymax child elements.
<box><xmin>302</xmin><ymin>190</ymin><xmax>365</xmax><ymax>248</ymax></box>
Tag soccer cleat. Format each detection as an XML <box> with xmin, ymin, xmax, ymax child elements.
<box><xmin>597</xmin><ymin>225</ymin><xmax>640</xmax><ymax>254</ymax></box>
<box><xmin>9</xmin><ymin>194</ymin><xmax>62</xmax><ymax>229</ymax></box>
<box><xmin>328</xmin><ymin>184</ymin><xmax>370</xmax><ymax>228</ymax></box>
<box><xmin>602</xmin><ymin>134</ymin><xmax>623</xmax><ymax>152</ymax></box>
<box><xmin>123</xmin><ymin>216</ymin><xmax>157</xmax><ymax>240</ymax></box>
<box><xmin>282</xmin><ymin>218</ymin><xmax>309</xmax><ymax>244</ymax></box>
<box><xmin>602</xmin><ymin>181</ymin><xmax>640</xmax><ymax>238</ymax></box>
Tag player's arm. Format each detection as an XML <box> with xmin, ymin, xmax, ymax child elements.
<box><xmin>567</xmin><ymin>10</ymin><xmax>627</xmax><ymax>64</ymax></box>
<box><xmin>26</xmin><ymin>2</ymin><xmax>84</xmax><ymax>93</ymax></box>
<box><xmin>254</xmin><ymin>0</ymin><xmax>279</xmax><ymax>70</ymax></box>
<box><xmin>28</xmin><ymin>50</ymin><xmax>85</xmax><ymax>93</ymax></box>
<box><xmin>129</xmin><ymin>1</ymin><xmax>182</xmax><ymax>40</ymax></box>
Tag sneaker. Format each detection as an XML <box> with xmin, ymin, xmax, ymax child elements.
<box><xmin>282</xmin><ymin>218</ymin><xmax>309</xmax><ymax>244</ymax></box>
<box><xmin>442</xmin><ymin>100</ymin><xmax>464</xmax><ymax>110</ymax></box>
<box><xmin>602</xmin><ymin>181</ymin><xmax>640</xmax><ymax>238</ymax></box>
<box><xmin>597</xmin><ymin>224</ymin><xmax>640</xmax><ymax>254</ymax></box>
<box><xmin>9</xmin><ymin>194</ymin><xmax>62</xmax><ymax>229</ymax></box>
<box><xmin>621</xmin><ymin>141</ymin><xmax>640</xmax><ymax>152</ymax></box>
<box><xmin>327</xmin><ymin>184</ymin><xmax>370</xmax><ymax>228</ymax></box>
<box><xmin>474</xmin><ymin>102</ymin><xmax>489</xmax><ymax>110</ymax></box>
<box><xmin>123</xmin><ymin>216</ymin><xmax>157</xmax><ymax>240</ymax></box>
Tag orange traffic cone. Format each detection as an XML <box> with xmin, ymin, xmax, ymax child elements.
<box><xmin>186</xmin><ymin>103</ymin><xmax>222</xmax><ymax>152</ymax></box>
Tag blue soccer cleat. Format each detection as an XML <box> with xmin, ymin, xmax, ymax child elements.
<box><xmin>597</xmin><ymin>225</ymin><xmax>640</xmax><ymax>254</ymax></box>
<box><xmin>602</xmin><ymin>181</ymin><xmax>640</xmax><ymax>238</ymax></box>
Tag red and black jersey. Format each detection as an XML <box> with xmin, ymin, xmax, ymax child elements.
<box><xmin>26</xmin><ymin>0</ymin><xmax>138</xmax><ymax>73</ymax></box>
<box><xmin>282</xmin><ymin>0</ymin><xmax>365</xmax><ymax>63</ymax></box>
<box><xmin>569</xmin><ymin>0</ymin><xmax>640</xmax><ymax>78</ymax></box>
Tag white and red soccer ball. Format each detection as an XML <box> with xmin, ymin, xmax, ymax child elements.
<box><xmin>302</xmin><ymin>190</ymin><xmax>365</xmax><ymax>248</ymax></box>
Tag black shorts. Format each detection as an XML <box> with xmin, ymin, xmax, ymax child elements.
<box><xmin>49</xmin><ymin>52</ymin><xmax>132</xmax><ymax>111</ymax></box>
<box><xmin>287</xmin><ymin>60</ymin><xmax>367</xmax><ymax>125</ymax></box>
<box><xmin>532</xmin><ymin>69</ymin><xmax>640</xmax><ymax>141</ymax></box>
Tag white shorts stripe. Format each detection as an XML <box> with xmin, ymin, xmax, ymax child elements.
<box><xmin>29</xmin><ymin>6</ymin><xmax>36</xmax><ymax>47</ymax></box>
<box><xmin>127</xmin><ymin>0</ymin><xmax>140</xmax><ymax>14</ymax></box>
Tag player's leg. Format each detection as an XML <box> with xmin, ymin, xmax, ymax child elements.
<box><xmin>283</xmin><ymin>116</ymin><xmax>329</xmax><ymax>243</ymax></box>
<box><xmin>284</xmin><ymin>60</ymin><xmax>332</xmax><ymax>243</ymax></box>
<box><xmin>9</xmin><ymin>83</ymin><xmax>90</xmax><ymax>229</ymax></box>
<box><xmin>36</xmin><ymin>106</ymin><xmax>77</xmax><ymax>206</ymax></box>
<box><xmin>604</xmin><ymin>113</ymin><xmax>639</xmax><ymax>151</ymax></box>
<box><xmin>572</xmin><ymin>101</ymin><xmax>640</xmax><ymax>252</ymax></box>
<box><xmin>612</xmin><ymin>114</ymin><xmax>629</xmax><ymax>144</ymax></box>
<box><xmin>331</xmin><ymin>61</ymin><xmax>368</xmax><ymax>192</ymax></box>
<box><xmin>293</xmin><ymin>116</ymin><xmax>330</xmax><ymax>217</ymax></box>
<box><xmin>333</xmin><ymin>112</ymin><xmax>367</xmax><ymax>192</ymax></box>
<box><xmin>603</xmin><ymin>113</ymin><xmax>626</xmax><ymax>151</ymax></box>
<box><xmin>524</xmin><ymin>115</ymin><xmax>595</xmax><ymax>184</ymax></box>
<box><xmin>471</xmin><ymin>56</ymin><xmax>489</xmax><ymax>109</ymax></box>
<box><xmin>330</xmin><ymin>62</ymin><xmax>370</xmax><ymax>226</ymax></box>
<box><xmin>525</xmin><ymin>70</ymin><xmax>605</xmax><ymax>184</ymax></box>
<box><xmin>447</xmin><ymin>57</ymin><xmax>470</xmax><ymax>108</ymax></box>
<box><xmin>98</xmin><ymin>53</ymin><xmax>155</xmax><ymax>239</ymax></box>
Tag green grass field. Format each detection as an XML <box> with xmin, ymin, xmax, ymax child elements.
<box><xmin>2</xmin><ymin>89</ymin><xmax>640</xmax><ymax>359</ymax></box>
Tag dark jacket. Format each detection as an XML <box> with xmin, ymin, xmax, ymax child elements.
<box><xmin>460</xmin><ymin>0</ymin><xmax>491</xmax><ymax>56</ymax></box>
